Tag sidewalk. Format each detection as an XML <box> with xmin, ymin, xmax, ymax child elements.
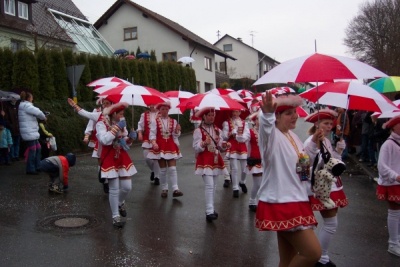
<box><xmin>347</xmin><ymin>152</ymin><xmax>379</xmax><ymax>182</ymax></box>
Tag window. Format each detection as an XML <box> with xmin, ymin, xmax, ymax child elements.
<box><xmin>18</xmin><ymin>2</ymin><xmax>28</xmax><ymax>20</ymax></box>
<box><xmin>204</xmin><ymin>57</ymin><xmax>212</xmax><ymax>71</ymax></box>
<box><xmin>219</xmin><ymin>62</ymin><xmax>226</xmax><ymax>72</ymax></box>
<box><xmin>223</xmin><ymin>44</ymin><xmax>232</xmax><ymax>52</ymax></box>
<box><xmin>10</xmin><ymin>39</ymin><xmax>25</xmax><ymax>52</ymax></box>
<box><xmin>5</xmin><ymin>0</ymin><xmax>15</xmax><ymax>15</ymax></box>
<box><xmin>162</xmin><ymin>52</ymin><xmax>177</xmax><ymax>62</ymax></box>
<box><xmin>205</xmin><ymin>82</ymin><xmax>213</xmax><ymax>92</ymax></box>
<box><xmin>49</xmin><ymin>9</ymin><xmax>114</xmax><ymax>56</ymax></box>
<box><xmin>124</xmin><ymin>27</ymin><xmax>137</xmax><ymax>40</ymax></box>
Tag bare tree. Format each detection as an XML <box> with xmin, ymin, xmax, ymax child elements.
<box><xmin>344</xmin><ymin>0</ymin><xmax>400</xmax><ymax>75</ymax></box>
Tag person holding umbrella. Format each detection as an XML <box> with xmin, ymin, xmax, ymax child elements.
<box><xmin>193</xmin><ymin>107</ymin><xmax>229</xmax><ymax>222</ymax></box>
<box><xmin>376</xmin><ymin>115</ymin><xmax>400</xmax><ymax>257</ymax></box>
<box><xmin>304</xmin><ymin>109</ymin><xmax>348</xmax><ymax>267</ymax></box>
<box><xmin>137</xmin><ymin>104</ymin><xmax>160</xmax><ymax>185</ymax></box>
<box><xmin>256</xmin><ymin>88</ymin><xmax>321</xmax><ymax>267</ymax></box>
<box><xmin>147</xmin><ymin>101</ymin><xmax>183</xmax><ymax>198</ymax></box>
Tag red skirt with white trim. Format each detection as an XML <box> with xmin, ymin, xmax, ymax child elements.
<box><xmin>309</xmin><ymin>189</ymin><xmax>349</xmax><ymax>211</ymax></box>
<box><xmin>255</xmin><ymin>201</ymin><xmax>318</xmax><ymax>231</ymax></box>
<box><xmin>376</xmin><ymin>185</ymin><xmax>400</xmax><ymax>202</ymax></box>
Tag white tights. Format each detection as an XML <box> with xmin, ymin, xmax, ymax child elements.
<box><xmin>229</xmin><ymin>158</ymin><xmax>247</xmax><ymax>190</ymax></box>
<box><xmin>159</xmin><ymin>166</ymin><xmax>179</xmax><ymax>191</ymax></box>
<box><xmin>143</xmin><ymin>149</ymin><xmax>160</xmax><ymax>177</ymax></box>
<box><xmin>249</xmin><ymin>175</ymin><xmax>262</xmax><ymax>205</ymax></box>
<box><xmin>108</xmin><ymin>178</ymin><xmax>132</xmax><ymax>218</ymax></box>
<box><xmin>318</xmin><ymin>216</ymin><xmax>338</xmax><ymax>264</ymax></box>
<box><xmin>202</xmin><ymin>175</ymin><xmax>218</xmax><ymax>215</ymax></box>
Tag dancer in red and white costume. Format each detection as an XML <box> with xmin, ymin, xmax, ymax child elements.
<box><xmin>377</xmin><ymin>115</ymin><xmax>400</xmax><ymax>257</ymax></box>
<box><xmin>96</xmin><ymin>102</ymin><xmax>137</xmax><ymax>228</ymax></box>
<box><xmin>304</xmin><ymin>109</ymin><xmax>348</xmax><ymax>267</ymax></box>
<box><xmin>193</xmin><ymin>107</ymin><xmax>229</xmax><ymax>222</ymax></box>
<box><xmin>222</xmin><ymin>109</ymin><xmax>248</xmax><ymax>198</ymax></box>
<box><xmin>147</xmin><ymin>102</ymin><xmax>183</xmax><ymax>198</ymax></box>
<box><xmin>137</xmin><ymin>104</ymin><xmax>160</xmax><ymax>185</ymax></box>
<box><xmin>256</xmin><ymin>89</ymin><xmax>321</xmax><ymax>267</ymax></box>
<box><xmin>241</xmin><ymin>112</ymin><xmax>262</xmax><ymax>212</ymax></box>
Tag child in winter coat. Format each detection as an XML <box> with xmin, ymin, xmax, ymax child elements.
<box><xmin>0</xmin><ymin>121</ymin><xmax>13</xmax><ymax>165</ymax></box>
<box><xmin>38</xmin><ymin>153</ymin><xmax>76</xmax><ymax>193</ymax></box>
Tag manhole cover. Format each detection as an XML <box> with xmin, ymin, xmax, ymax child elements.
<box><xmin>37</xmin><ymin>214</ymin><xmax>102</xmax><ymax>234</ymax></box>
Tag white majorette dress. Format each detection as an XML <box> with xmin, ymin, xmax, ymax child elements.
<box><xmin>193</xmin><ymin>124</ymin><xmax>229</xmax><ymax>176</ymax></box>
<box><xmin>255</xmin><ymin>112</ymin><xmax>318</xmax><ymax>231</ymax></box>
<box><xmin>377</xmin><ymin>131</ymin><xmax>400</xmax><ymax>201</ymax></box>
<box><xmin>96</xmin><ymin>115</ymin><xmax>137</xmax><ymax>178</ymax></box>
<box><xmin>137</xmin><ymin>110</ymin><xmax>158</xmax><ymax>149</ymax></box>
<box><xmin>147</xmin><ymin>116</ymin><xmax>182</xmax><ymax>160</ymax></box>
<box><xmin>304</xmin><ymin>136</ymin><xmax>349</xmax><ymax>210</ymax></box>
<box><xmin>245</xmin><ymin>127</ymin><xmax>262</xmax><ymax>174</ymax></box>
<box><xmin>223</xmin><ymin>117</ymin><xmax>248</xmax><ymax>159</ymax></box>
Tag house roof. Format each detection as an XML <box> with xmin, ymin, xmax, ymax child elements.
<box><xmin>214</xmin><ymin>34</ymin><xmax>279</xmax><ymax>64</ymax></box>
<box><xmin>0</xmin><ymin>0</ymin><xmax>88</xmax><ymax>44</ymax></box>
<box><xmin>94</xmin><ymin>0</ymin><xmax>236</xmax><ymax>60</ymax></box>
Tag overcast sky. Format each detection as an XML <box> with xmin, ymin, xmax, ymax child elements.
<box><xmin>71</xmin><ymin>0</ymin><xmax>368</xmax><ymax>62</ymax></box>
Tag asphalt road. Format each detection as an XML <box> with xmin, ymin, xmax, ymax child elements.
<box><xmin>0</xmin><ymin>118</ymin><xmax>399</xmax><ymax>267</ymax></box>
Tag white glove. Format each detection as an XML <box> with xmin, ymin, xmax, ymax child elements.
<box><xmin>336</xmin><ymin>139</ymin><xmax>346</xmax><ymax>150</ymax></box>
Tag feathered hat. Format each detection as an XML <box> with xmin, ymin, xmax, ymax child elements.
<box><xmin>305</xmin><ymin>109</ymin><xmax>337</xmax><ymax>123</ymax></box>
<box><xmin>268</xmin><ymin>87</ymin><xmax>303</xmax><ymax>113</ymax></box>
<box><xmin>102</xmin><ymin>102</ymin><xmax>129</xmax><ymax>116</ymax></box>
<box><xmin>383</xmin><ymin>115</ymin><xmax>400</xmax><ymax>129</ymax></box>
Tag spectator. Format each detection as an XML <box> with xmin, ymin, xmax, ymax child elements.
<box><xmin>18</xmin><ymin>91</ymin><xmax>46</xmax><ymax>175</ymax></box>
<box><xmin>38</xmin><ymin>118</ymin><xmax>53</xmax><ymax>160</ymax></box>
<box><xmin>335</xmin><ymin>107</ymin><xmax>350</xmax><ymax>160</ymax></box>
<box><xmin>0</xmin><ymin>120</ymin><xmax>13</xmax><ymax>165</ymax></box>
<box><xmin>38</xmin><ymin>153</ymin><xmax>76</xmax><ymax>193</ymax></box>
<box><xmin>2</xmin><ymin>97</ymin><xmax>21</xmax><ymax>161</ymax></box>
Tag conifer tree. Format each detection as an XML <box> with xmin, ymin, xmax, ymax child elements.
<box><xmin>12</xmin><ymin>50</ymin><xmax>39</xmax><ymax>96</ymax></box>
<box><xmin>157</xmin><ymin>62</ymin><xmax>168</xmax><ymax>92</ymax></box>
<box><xmin>121</xmin><ymin>59</ymin><xmax>131</xmax><ymax>82</ymax></box>
<box><xmin>0</xmin><ymin>48</ymin><xmax>13</xmax><ymax>91</ymax></box>
<box><xmin>111</xmin><ymin>57</ymin><xmax>123</xmax><ymax>78</ymax></box>
<box><xmin>137</xmin><ymin>61</ymin><xmax>149</xmax><ymax>86</ymax></box>
<box><xmin>36</xmin><ymin>48</ymin><xmax>55</xmax><ymax>100</ymax></box>
<box><xmin>102</xmin><ymin>56</ymin><xmax>112</xmax><ymax>77</ymax></box>
<box><xmin>128</xmin><ymin>60</ymin><xmax>139</xmax><ymax>84</ymax></box>
<box><xmin>88</xmin><ymin>55</ymin><xmax>105</xmax><ymax>82</ymax></box>
<box><xmin>76</xmin><ymin>53</ymin><xmax>92</xmax><ymax>101</ymax></box>
<box><xmin>149</xmin><ymin>61</ymin><xmax>159</xmax><ymax>90</ymax></box>
<box><xmin>49</xmin><ymin>50</ymin><xmax>69</xmax><ymax>99</ymax></box>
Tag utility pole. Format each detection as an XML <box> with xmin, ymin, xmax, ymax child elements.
<box><xmin>250</xmin><ymin>31</ymin><xmax>256</xmax><ymax>47</ymax></box>
<box><xmin>216</xmin><ymin>30</ymin><xmax>221</xmax><ymax>40</ymax></box>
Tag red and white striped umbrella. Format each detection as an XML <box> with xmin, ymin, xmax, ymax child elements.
<box><xmin>164</xmin><ymin>90</ymin><xmax>195</xmax><ymax>115</ymax></box>
<box><xmin>97</xmin><ymin>84</ymin><xmax>169</xmax><ymax>107</ymax></box>
<box><xmin>207</xmin><ymin>88</ymin><xmax>244</xmax><ymax>103</ymax></box>
<box><xmin>237</xmin><ymin>89</ymin><xmax>254</xmax><ymax>98</ymax></box>
<box><xmin>177</xmin><ymin>93</ymin><xmax>245</xmax><ymax>112</ymax></box>
<box><xmin>377</xmin><ymin>100</ymin><xmax>400</xmax><ymax>118</ymax></box>
<box><xmin>87</xmin><ymin>77</ymin><xmax>132</xmax><ymax>87</ymax></box>
<box><xmin>254</xmin><ymin>53</ymin><xmax>388</xmax><ymax>85</ymax></box>
<box><xmin>299</xmin><ymin>82</ymin><xmax>398</xmax><ymax>113</ymax></box>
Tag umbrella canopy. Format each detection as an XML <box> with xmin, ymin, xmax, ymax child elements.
<box><xmin>177</xmin><ymin>56</ymin><xmax>195</xmax><ymax>64</ymax></box>
<box><xmin>137</xmin><ymin>52</ymin><xmax>150</xmax><ymax>59</ymax></box>
<box><xmin>207</xmin><ymin>88</ymin><xmax>244</xmax><ymax>103</ymax></box>
<box><xmin>177</xmin><ymin>93</ymin><xmax>245</xmax><ymax>112</ymax></box>
<box><xmin>125</xmin><ymin>55</ymin><xmax>136</xmax><ymax>60</ymax></box>
<box><xmin>299</xmin><ymin>82</ymin><xmax>398</xmax><ymax>113</ymax></box>
<box><xmin>253</xmin><ymin>53</ymin><xmax>388</xmax><ymax>85</ymax></box>
<box><xmin>368</xmin><ymin>76</ymin><xmax>400</xmax><ymax>93</ymax></box>
<box><xmin>87</xmin><ymin>77</ymin><xmax>132</xmax><ymax>87</ymax></box>
<box><xmin>377</xmin><ymin>100</ymin><xmax>400</xmax><ymax>118</ymax></box>
<box><xmin>114</xmin><ymin>49</ymin><xmax>128</xmax><ymax>55</ymax></box>
<box><xmin>164</xmin><ymin>90</ymin><xmax>195</xmax><ymax>115</ymax></box>
<box><xmin>0</xmin><ymin>90</ymin><xmax>20</xmax><ymax>102</ymax></box>
<box><xmin>97</xmin><ymin>84</ymin><xmax>169</xmax><ymax>107</ymax></box>
<box><xmin>237</xmin><ymin>89</ymin><xmax>254</xmax><ymax>98</ymax></box>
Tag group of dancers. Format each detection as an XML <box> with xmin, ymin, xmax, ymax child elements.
<box><xmin>68</xmin><ymin>86</ymin><xmax>400</xmax><ymax>266</ymax></box>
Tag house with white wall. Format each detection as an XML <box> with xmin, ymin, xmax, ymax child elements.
<box><xmin>214</xmin><ymin>34</ymin><xmax>279</xmax><ymax>81</ymax></box>
<box><xmin>93</xmin><ymin>0</ymin><xmax>235</xmax><ymax>93</ymax></box>
<box><xmin>0</xmin><ymin>0</ymin><xmax>113</xmax><ymax>55</ymax></box>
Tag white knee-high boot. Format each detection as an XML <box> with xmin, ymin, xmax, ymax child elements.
<box><xmin>388</xmin><ymin>209</ymin><xmax>400</xmax><ymax>246</ymax></box>
<box><xmin>118</xmin><ymin>179</ymin><xmax>132</xmax><ymax>206</ymax></box>
<box><xmin>239</xmin><ymin>159</ymin><xmax>247</xmax><ymax>183</ymax></box>
<box><xmin>202</xmin><ymin>175</ymin><xmax>215</xmax><ymax>215</ymax></box>
<box><xmin>318</xmin><ymin>216</ymin><xmax>338</xmax><ymax>264</ymax></box>
<box><xmin>108</xmin><ymin>178</ymin><xmax>120</xmax><ymax>218</ymax></box>
<box><xmin>230</xmin><ymin>158</ymin><xmax>239</xmax><ymax>190</ymax></box>
<box><xmin>159</xmin><ymin>167</ymin><xmax>168</xmax><ymax>190</ymax></box>
<box><xmin>249</xmin><ymin>175</ymin><xmax>262</xmax><ymax>205</ymax></box>
<box><xmin>168</xmin><ymin>166</ymin><xmax>179</xmax><ymax>191</ymax></box>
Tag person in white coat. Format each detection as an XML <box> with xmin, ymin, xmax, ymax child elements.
<box><xmin>18</xmin><ymin>91</ymin><xmax>46</xmax><ymax>175</ymax></box>
<box><xmin>376</xmin><ymin>115</ymin><xmax>400</xmax><ymax>257</ymax></box>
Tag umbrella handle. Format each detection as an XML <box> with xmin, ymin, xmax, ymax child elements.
<box><xmin>131</xmin><ymin>94</ymin><xmax>134</xmax><ymax>130</ymax></box>
<box><xmin>341</xmin><ymin>95</ymin><xmax>350</xmax><ymax>139</ymax></box>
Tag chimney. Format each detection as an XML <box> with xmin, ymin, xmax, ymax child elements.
<box><xmin>237</xmin><ymin>37</ymin><xmax>242</xmax><ymax>42</ymax></box>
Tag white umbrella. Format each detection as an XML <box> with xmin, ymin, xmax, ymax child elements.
<box><xmin>177</xmin><ymin>56</ymin><xmax>195</xmax><ymax>64</ymax></box>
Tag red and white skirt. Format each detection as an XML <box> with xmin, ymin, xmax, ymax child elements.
<box><xmin>255</xmin><ymin>201</ymin><xmax>317</xmax><ymax>231</ymax></box>
<box><xmin>100</xmin><ymin>146</ymin><xmax>137</xmax><ymax>179</ymax></box>
<box><xmin>309</xmin><ymin>189</ymin><xmax>349</xmax><ymax>211</ymax></box>
<box><xmin>377</xmin><ymin>185</ymin><xmax>400</xmax><ymax>202</ymax></box>
<box><xmin>147</xmin><ymin>139</ymin><xmax>182</xmax><ymax>160</ymax></box>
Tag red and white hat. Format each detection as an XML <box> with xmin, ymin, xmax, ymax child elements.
<box><xmin>305</xmin><ymin>109</ymin><xmax>337</xmax><ymax>123</ymax></box>
<box><xmin>155</xmin><ymin>101</ymin><xmax>171</xmax><ymax>110</ymax></box>
<box><xmin>383</xmin><ymin>115</ymin><xmax>400</xmax><ymax>129</ymax></box>
<box><xmin>102</xmin><ymin>102</ymin><xmax>129</xmax><ymax>116</ymax></box>
<box><xmin>195</xmin><ymin>107</ymin><xmax>215</xmax><ymax>118</ymax></box>
<box><xmin>268</xmin><ymin>87</ymin><xmax>303</xmax><ymax>113</ymax></box>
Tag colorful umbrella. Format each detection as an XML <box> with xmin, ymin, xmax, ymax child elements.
<box><xmin>299</xmin><ymin>82</ymin><xmax>398</xmax><ymax>113</ymax></box>
<box><xmin>177</xmin><ymin>93</ymin><xmax>245</xmax><ymax>112</ymax></box>
<box><xmin>253</xmin><ymin>53</ymin><xmax>388</xmax><ymax>85</ymax></box>
<box><xmin>368</xmin><ymin>76</ymin><xmax>400</xmax><ymax>93</ymax></box>
<box><xmin>237</xmin><ymin>89</ymin><xmax>254</xmax><ymax>98</ymax></box>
